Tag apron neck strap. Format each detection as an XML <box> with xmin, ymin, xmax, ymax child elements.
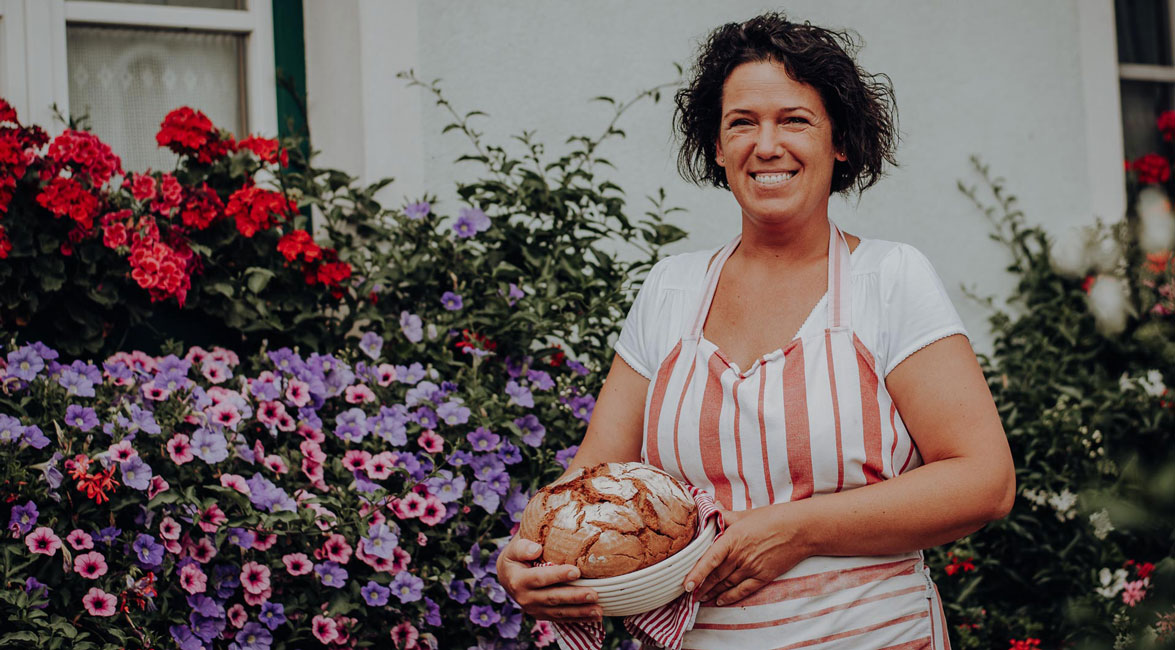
<box><xmin>688</xmin><ymin>235</ymin><xmax>740</xmax><ymax>339</ymax></box>
<box><xmin>827</xmin><ymin>219</ymin><xmax>853</xmax><ymax>330</ymax></box>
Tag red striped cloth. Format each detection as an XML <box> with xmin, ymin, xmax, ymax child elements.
<box><xmin>551</xmin><ymin>487</ymin><xmax>724</xmax><ymax>650</ymax></box>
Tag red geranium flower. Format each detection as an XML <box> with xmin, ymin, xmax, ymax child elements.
<box><xmin>238</xmin><ymin>135</ymin><xmax>287</xmax><ymax>166</ymax></box>
<box><xmin>130</xmin><ymin>173</ymin><xmax>157</xmax><ymax>202</ymax></box>
<box><xmin>277</xmin><ymin>229</ymin><xmax>321</xmax><ymax>263</ymax></box>
<box><xmin>1131</xmin><ymin>153</ymin><xmax>1172</xmax><ymax>185</ymax></box>
<box><xmin>0</xmin><ymin>98</ymin><xmax>18</xmax><ymax>125</ymax></box>
<box><xmin>0</xmin><ymin>225</ymin><xmax>11</xmax><ymax>259</ymax></box>
<box><xmin>156</xmin><ymin>107</ymin><xmax>234</xmax><ymax>163</ymax></box>
<box><xmin>1160</xmin><ymin>110</ymin><xmax>1175</xmax><ymax>142</ymax></box>
<box><xmin>225</xmin><ymin>185</ymin><xmax>296</xmax><ymax>237</ymax></box>
<box><xmin>1008</xmin><ymin>639</ymin><xmax>1041</xmax><ymax>650</ymax></box>
<box><xmin>36</xmin><ymin>176</ymin><xmax>101</xmax><ymax>229</ymax></box>
<box><xmin>45</xmin><ymin>129</ymin><xmax>122</xmax><ymax>186</ymax></box>
<box><xmin>179</xmin><ymin>183</ymin><xmax>225</xmax><ymax>230</ymax></box>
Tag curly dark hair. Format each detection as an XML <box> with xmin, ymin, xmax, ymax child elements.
<box><xmin>675</xmin><ymin>12</ymin><xmax>898</xmax><ymax>195</ymax></box>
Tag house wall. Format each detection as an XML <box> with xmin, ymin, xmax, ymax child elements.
<box><xmin>304</xmin><ymin>0</ymin><xmax>1124</xmax><ymax>354</ymax></box>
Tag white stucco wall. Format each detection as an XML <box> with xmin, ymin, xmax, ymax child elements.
<box><xmin>306</xmin><ymin>0</ymin><xmax>1124</xmax><ymax>355</ymax></box>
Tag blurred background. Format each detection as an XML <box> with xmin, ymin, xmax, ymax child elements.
<box><xmin>0</xmin><ymin>0</ymin><xmax>1156</xmax><ymax>349</ymax></box>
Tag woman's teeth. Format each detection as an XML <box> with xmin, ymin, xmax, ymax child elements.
<box><xmin>752</xmin><ymin>171</ymin><xmax>796</xmax><ymax>185</ymax></box>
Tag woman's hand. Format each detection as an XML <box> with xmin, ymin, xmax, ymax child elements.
<box><xmin>496</xmin><ymin>537</ymin><xmax>602</xmax><ymax>624</ymax></box>
<box><xmin>683</xmin><ymin>503</ymin><xmax>814</xmax><ymax>606</ymax></box>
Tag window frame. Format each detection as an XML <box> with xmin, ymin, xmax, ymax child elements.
<box><xmin>0</xmin><ymin>0</ymin><xmax>274</xmax><ymax>137</ymax></box>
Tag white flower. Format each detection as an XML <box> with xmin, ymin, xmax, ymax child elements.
<box><xmin>1139</xmin><ymin>369</ymin><xmax>1167</xmax><ymax>397</ymax></box>
<box><xmin>1090</xmin><ymin>509</ymin><xmax>1114</xmax><ymax>540</ymax></box>
<box><xmin>1090</xmin><ymin>236</ymin><xmax>1123</xmax><ymax>274</ymax></box>
<box><xmin>1096</xmin><ymin>567</ymin><xmax>1129</xmax><ymax>599</ymax></box>
<box><xmin>1020</xmin><ymin>487</ymin><xmax>1048</xmax><ymax>507</ymax></box>
<box><xmin>1086</xmin><ymin>275</ymin><xmax>1131</xmax><ymax>335</ymax></box>
<box><xmin>1050</xmin><ymin>227</ymin><xmax>1092</xmax><ymax>278</ymax></box>
<box><xmin>1137</xmin><ymin>187</ymin><xmax>1175</xmax><ymax>254</ymax></box>
<box><xmin>1048</xmin><ymin>488</ymin><xmax>1078</xmax><ymax>521</ymax></box>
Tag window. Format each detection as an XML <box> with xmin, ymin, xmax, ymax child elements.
<box><xmin>1117</xmin><ymin>0</ymin><xmax>1175</xmax><ymax>160</ymax></box>
<box><xmin>0</xmin><ymin>0</ymin><xmax>275</xmax><ymax>170</ymax></box>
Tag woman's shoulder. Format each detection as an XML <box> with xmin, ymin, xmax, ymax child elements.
<box><xmin>644</xmin><ymin>246</ymin><xmax>718</xmax><ymax>292</ymax></box>
<box><xmin>850</xmin><ymin>236</ymin><xmax>937</xmax><ymax>280</ymax></box>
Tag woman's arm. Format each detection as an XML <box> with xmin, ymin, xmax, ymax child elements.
<box><xmin>686</xmin><ymin>334</ymin><xmax>1015</xmax><ymax>605</ymax></box>
<box><xmin>496</xmin><ymin>354</ymin><xmax>649</xmax><ymax>623</ymax></box>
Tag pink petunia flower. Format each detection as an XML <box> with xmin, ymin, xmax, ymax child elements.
<box><xmin>202</xmin><ymin>361</ymin><xmax>229</xmax><ymax>384</ymax></box>
<box><xmin>417</xmin><ymin>429</ymin><xmax>443</xmax><ymax>453</ymax></box>
<box><xmin>207</xmin><ymin>402</ymin><xmax>240</xmax><ymax>430</ymax></box>
<box><xmin>416</xmin><ymin>532</ymin><xmax>428</xmax><ymax>547</ymax></box>
<box><xmin>107</xmin><ymin>440</ymin><xmax>138</xmax><ymax>462</ymax></box>
<box><xmin>532</xmin><ymin>620</ymin><xmax>557</xmax><ymax>647</ymax></box>
<box><xmin>74</xmin><ymin>551</ymin><xmax>108</xmax><ymax>579</ymax></box>
<box><xmin>67</xmin><ymin>529</ymin><xmax>94</xmax><ymax>550</ymax></box>
<box><xmin>375</xmin><ymin>363</ymin><xmax>397</xmax><ymax>386</ymax></box>
<box><xmin>240</xmin><ymin>561</ymin><xmax>272</xmax><ymax>595</ymax></box>
<box><xmin>82</xmin><ymin>587</ymin><xmax>117</xmax><ymax>617</ymax></box>
<box><xmin>390</xmin><ymin>621</ymin><xmax>419</xmax><ymax>649</ymax></box>
<box><xmin>283</xmin><ymin>552</ymin><xmax>313</xmax><ymax>576</ymax></box>
<box><xmin>159</xmin><ymin>516</ymin><xmax>181</xmax><ymax>540</ymax></box>
<box><xmin>365</xmin><ymin>452</ymin><xmax>396</xmax><ymax>480</ymax></box>
<box><xmin>394</xmin><ymin>492</ymin><xmax>428</xmax><ymax>519</ymax></box>
<box><xmin>342</xmin><ymin>450</ymin><xmax>371</xmax><ymax>473</ymax></box>
<box><xmin>198</xmin><ymin>504</ymin><xmax>227</xmax><ymax>533</ymax></box>
<box><xmin>220</xmin><ymin>473</ymin><xmax>252</xmax><ymax>495</ymax></box>
<box><xmin>389</xmin><ymin>546</ymin><xmax>411</xmax><ymax>573</ymax></box>
<box><xmin>141</xmin><ymin>380</ymin><xmax>170</xmax><ymax>401</ymax></box>
<box><xmin>256</xmin><ymin>400</ymin><xmax>286</xmax><ymax>427</ymax></box>
<box><xmin>297</xmin><ymin>422</ymin><xmax>325</xmax><ymax>443</ymax></box>
<box><xmin>322</xmin><ymin>534</ymin><xmax>353</xmax><ymax>564</ymax></box>
<box><xmin>301</xmin><ymin>440</ymin><xmax>326</xmax><ymax>463</ymax></box>
<box><xmin>275</xmin><ymin>412</ymin><xmax>296</xmax><ymax>432</ymax></box>
<box><xmin>311</xmin><ymin>614</ymin><xmax>339</xmax><ymax>644</ymax></box>
<box><xmin>227</xmin><ymin>603</ymin><xmax>247</xmax><ymax>628</ymax></box>
<box><xmin>302</xmin><ymin>459</ymin><xmax>327</xmax><ymax>492</ymax></box>
<box><xmin>148</xmin><ymin>475</ymin><xmax>170</xmax><ymax>500</ymax></box>
<box><xmin>189</xmin><ymin>536</ymin><xmax>218</xmax><ymax>563</ymax></box>
<box><xmin>243</xmin><ymin>586</ymin><xmax>272</xmax><ymax>607</ymax></box>
<box><xmin>209</xmin><ymin>346</ymin><xmax>239</xmax><ymax>366</ymax></box>
<box><xmin>419</xmin><ymin>496</ymin><xmax>446</xmax><ymax>527</ymax></box>
<box><xmin>25</xmin><ymin>527</ymin><xmax>61</xmax><ymax>556</ymax></box>
<box><xmin>167</xmin><ymin>434</ymin><xmax>193</xmax><ymax>464</ymax></box>
<box><xmin>253</xmin><ymin>531</ymin><xmax>277</xmax><ymax>551</ymax></box>
<box><xmin>262</xmin><ymin>454</ymin><xmax>289</xmax><ymax>474</ymax></box>
<box><xmin>179</xmin><ymin>563</ymin><xmax>207</xmax><ymax>594</ymax></box>
<box><xmin>184</xmin><ymin>345</ymin><xmax>210</xmax><ymax>366</ymax></box>
<box><xmin>344</xmin><ymin>384</ymin><xmax>376</xmax><ymax>404</ymax></box>
<box><xmin>286</xmin><ymin>379</ymin><xmax>311</xmax><ymax>407</ymax></box>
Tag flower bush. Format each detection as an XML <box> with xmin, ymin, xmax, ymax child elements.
<box><xmin>0</xmin><ymin>74</ymin><xmax>685</xmax><ymax>649</ymax></box>
<box><xmin>930</xmin><ymin>154</ymin><xmax>1175</xmax><ymax>650</ymax></box>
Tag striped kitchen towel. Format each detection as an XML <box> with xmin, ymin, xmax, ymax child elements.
<box><xmin>552</xmin><ymin>486</ymin><xmax>724</xmax><ymax>650</ymax></box>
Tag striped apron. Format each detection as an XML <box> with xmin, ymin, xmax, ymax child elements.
<box><xmin>641</xmin><ymin>221</ymin><xmax>951</xmax><ymax>650</ymax></box>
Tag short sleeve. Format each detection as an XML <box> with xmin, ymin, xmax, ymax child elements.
<box><xmin>614</xmin><ymin>260</ymin><xmax>669</xmax><ymax>380</ymax></box>
<box><xmin>879</xmin><ymin>244</ymin><xmax>969</xmax><ymax>377</ymax></box>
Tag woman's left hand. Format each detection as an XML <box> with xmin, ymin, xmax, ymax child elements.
<box><xmin>684</xmin><ymin>502</ymin><xmax>814</xmax><ymax>606</ymax></box>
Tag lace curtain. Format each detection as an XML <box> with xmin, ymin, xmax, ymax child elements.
<box><xmin>1116</xmin><ymin>0</ymin><xmax>1173</xmax><ymax>159</ymax></box>
<box><xmin>66</xmin><ymin>25</ymin><xmax>245</xmax><ymax>173</ymax></box>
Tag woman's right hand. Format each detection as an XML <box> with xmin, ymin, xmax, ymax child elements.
<box><xmin>496</xmin><ymin>537</ymin><xmax>602</xmax><ymax>624</ymax></box>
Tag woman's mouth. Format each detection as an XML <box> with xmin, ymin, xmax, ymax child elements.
<box><xmin>751</xmin><ymin>171</ymin><xmax>797</xmax><ymax>186</ymax></box>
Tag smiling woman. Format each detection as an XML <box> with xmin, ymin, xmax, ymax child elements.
<box><xmin>496</xmin><ymin>12</ymin><xmax>1014</xmax><ymax>649</ymax></box>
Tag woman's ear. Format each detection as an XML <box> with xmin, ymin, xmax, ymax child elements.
<box><xmin>715</xmin><ymin>139</ymin><xmax>726</xmax><ymax>167</ymax></box>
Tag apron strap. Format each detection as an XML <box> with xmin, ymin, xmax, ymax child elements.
<box><xmin>688</xmin><ymin>235</ymin><xmax>741</xmax><ymax>340</ymax></box>
<box><xmin>827</xmin><ymin>219</ymin><xmax>853</xmax><ymax>330</ymax></box>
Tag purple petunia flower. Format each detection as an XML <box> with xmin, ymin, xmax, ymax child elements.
<box><xmin>471</xmin><ymin>454</ymin><xmax>506</xmax><ymax>481</ymax></box>
<box><xmin>527</xmin><ymin>369</ymin><xmax>554</xmax><ymax>390</ymax></box>
<box><xmin>469</xmin><ymin>604</ymin><xmax>501</xmax><ymax>628</ymax></box>
<box><xmin>170</xmin><ymin>624</ymin><xmax>205</xmax><ymax>650</ymax></box>
<box><xmin>57</xmin><ymin>367</ymin><xmax>95</xmax><ymax>397</ymax></box>
<box><xmin>235</xmin><ymin>622</ymin><xmax>272</xmax><ymax>650</ymax></box>
<box><xmin>0</xmin><ymin>414</ymin><xmax>23</xmax><ymax>444</ymax></box>
<box><xmin>569</xmin><ymin>394</ymin><xmax>596</xmax><ymax>422</ymax></box>
<box><xmin>446</xmin><ymin>449</ymin><xmax>474</xmax><ymax>468</ymax></box>
<box><xmin>24</xmin><ymin>577</ymin><xmax>49</xmax><ymax>607</ymax></box>
<box><xmin>452</xmin><ymin>206</ymin><xmax>490</xmax><ymax>238</ymax></box>
<box><xmin>505</xmin><ymin>381</ymin><xmax>534</xmax><ymax>408</ymax></box>
<box><xmin>446</xmin><ymin>578</ymin><xmax>471</xmax><ymax>604</ymax></box>
<box><xmin>413</xmin><ymin>406</ymin><xmax>438</xmax><ymax>429</ymax></box>
<box><xmin>555</xmin><ymin>445</ymin><xmax>579</xmax><ymax>469</ymax></box>
<box><xmin>226</xmin><ymin>527</ymin><xmax>255</xmax><ymax>550</ymax></box>
<box><xmin>333</xmin><ymin>408</ymin><xmax>368</xmax><ymax>443</ymax></box>
<box><xmin>361</xmin><ymin>580</ymin><xmax>391</xmax><ymax>606</ymax></box>
<box><xmin>568</xmin><ymin>359</ymin><xmax>590</xmax><ymax>376</ymax></box>
<box><xmin>504</xmin><ymin>488</ymin><xmax>530</xmax><ymax>523</ymax></box>
<box><xmin>507</xmin><ymin>283</ymin><xmax>524</xmax><ymax>306</ymax></box>
<box><xmin>361</xmin><ymin>522</ymin><xmax>399</xmax><ymax>559</ymax></box>
<box><xmin>129</xmin><ymin>404</ymin><xmax>161</xmax><ymax>435</ymax></box>
<box><xmin>190</xmin><ymin>428</ymin><xmax>229</xmax><ymax>464</ymax></box>
<box><xmin>513</xmin><ymin>414</ymin><xmax>546</xmax><ymax>447</ymax></box>
<box><xmin>483</xmin><ymin>470</ymin><xmax>511</xmax><ymax>497</ymax></box>
<box><xmin>21</xmin><ymin>425</ymin><xmax>49</xmax><ymax>449</ymax></box>
<box><xmin>471</xmin><ymin>481</ymin><xmax>501</xmax><ymax>513</ymax></box>
<box><xmin>9</xmin><ymin>501</ymin><xmax>38</xmax><ymax>536</ymax></box>
<box><xmin>400</xmin><ymin>311</ymin><xmax>424</xmax><ymax>343</ymax></box>
<box><xmin>132</xmin><ymin>533</ymin><xmax>164</xmax><ymax>568</ymax></box>
<box><xmin>436</xmin><ymin>400</ymin><xmax>470</xmax><ymax>425</ymax></box>
<box><xmin>396</xmin><ymin>363</ymin><xmax>426</xmax><ymax>385</ymax></box>
<box><xmin>404</xmin><ymin>200</ymin><xmax>430</xmax><ymax>220</ymax></box>
<box><xmin>426</xmin><ymin>470</ymin><xmax>467</xmax><ymax>504</ymax></box>
<box><xmin>246</xmin><ymin>473</ymin><xmax>295</xmax><ymax>512</ymax></box>
<box><xmin>6</xmin><ymin>346</ymin><xmax>44</xmax><ymax>381</ymax></box>
<box><xmin>258</xmin><ymin>602</ymin><xmax>286</xmax><ymax>630</ymax></box>
<box><xmin>440</xmin><ymin>291</ymin><xmax>464</xmax><ymax>311</ymax></box>
<box><xmin>120</xmin><ymin>456</ymin><xmax>152</xmax><ymax>491</ymax></box>
<box><xmin>423</xmin><ymin>596</ymin><xmax>442</xmax><ymax>626</ymax></box>
<box><xmin>314</xmin><ymin>561</ymin><xmax>349</xmax><ymax>589</ymax></box>
<box><xmin>466</xmin><ymin>427</ymin><xmax>500</xmax><ymax>452</ymax></box>
<box><xmin>64</xmin><ymin>404</ymin><xmax>98</xmax><ymax>431</ymax></box>
<box><xmin>358</xmin><ymin>331</ymin><xmax>384</xmax><ymax>360</ymax></box>
<box><xmin>497</xmin><ymin>441</ymin><xmax>521</xmax><ymax>465</ymax></box>
<box><xmin>497</xmin><ymin>604</ymin><xmax>523</xmax><ymax>638</ymax></box>
<box><xmin>390</xmin><ymin>571</ymin><xmax>424</xmax><ymax>603</ymax></box>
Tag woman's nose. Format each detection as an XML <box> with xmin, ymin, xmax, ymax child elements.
<box><xmin>754</xmin><ymin>124</ymin><xmax>785</xmax><ymax>159</ymax></box>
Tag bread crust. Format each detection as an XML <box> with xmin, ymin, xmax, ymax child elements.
<box><xmin>518</xmin><ymin>462</ymin><xmax>697</xmax><ymax>578</ymax></box>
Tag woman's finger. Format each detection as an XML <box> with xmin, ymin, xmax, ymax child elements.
<box><xmin>519</xmin><ymin>563</ymin><xmax>583</xmax><ymax>590</ymax></box>
<box><xmin>530</xmin><ymin>604</ymin><xmax>603</xmax><ymax>622</ymax></box>
<box><xmin>695</xmin><ymin>560</ymin><xmax>739</xmax><ymax>604</ymax></box>
<box><xmin>683</xmin><ymin>535</ymin><xmax>730</xmax><ymax>593</ymax></box>
<box><xmin>714</xmin><ymin>573</ymin><xmax>767</xmax><ymax>606</ymax></box>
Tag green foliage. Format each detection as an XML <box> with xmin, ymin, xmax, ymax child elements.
<box><xmin>932</xmin><ymin>158</ymin><xmax>1175</xmax><ymax>649</ymax></box>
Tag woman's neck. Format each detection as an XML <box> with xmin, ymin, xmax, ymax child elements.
<box><xmin>735</xmin><ymin>211</ymin><xmax>830</xmax><ymax>269</ymax></box>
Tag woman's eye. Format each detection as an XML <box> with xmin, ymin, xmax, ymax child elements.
<box><xmin>786</xmin><ymin>117</ymin><xmax>809</xmax><ymax>125</ymax></box>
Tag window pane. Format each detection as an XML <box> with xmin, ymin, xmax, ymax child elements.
<box><xmin>1116</xmin><ymin>0</ymin><xmax>1172</xmax><ymax>65</ymax></box>
<box><xmin>68</xmin><ymin>0</ymin><xmax>244</xmax><ymax>9</ymax></box>
<box><xmin>66</xmin><ymin>24</ymin><xmax>245</xmax><ymax>173</ymax></box>
<box><xmin>1121</xmin><ymin>80</ymin><xmax>1173</xmax><ymax>160</ymax></box>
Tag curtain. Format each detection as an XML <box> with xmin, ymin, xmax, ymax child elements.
<box><xmin>66</xmin><ymin>25</ymin><xmax>245</xmax><ymax>174</ymax></box>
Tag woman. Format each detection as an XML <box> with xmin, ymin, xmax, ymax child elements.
<box><xmin>498</xmin><ymin>12</ymin><xmax>1014</xmax><ymax>648</ymax></box>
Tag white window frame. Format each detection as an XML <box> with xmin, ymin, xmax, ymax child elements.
<box><xmin>1078</xmin><ymin>0</ymin><xmax>1128</xmax><ymax>221</ymax></box>
<box><xmin>0</xmin><ymin>0</ymin><xmax>275</xmax><ymax>138</ymax></box>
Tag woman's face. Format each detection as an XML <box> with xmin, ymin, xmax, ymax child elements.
<box><xmin>715</xmin><ymin>60</ymin><xmax>844</xmax><ymax>228</ymax></box>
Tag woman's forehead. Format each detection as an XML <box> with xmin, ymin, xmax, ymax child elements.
<box><xmin>721</xmin><ymin>61</ymin><xmax>826</xmax><ymax>114</ymax></box>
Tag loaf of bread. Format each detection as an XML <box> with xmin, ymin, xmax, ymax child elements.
<box><xmin>518</xmin><ymin>462</ymin><xmax>697</xmax><ymax>578</ymax></box>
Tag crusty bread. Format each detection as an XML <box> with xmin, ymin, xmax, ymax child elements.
<box><xmin>518</xmin><ymin>462</ymin><xmax>697</xmax><ymax>578</ymax></box>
